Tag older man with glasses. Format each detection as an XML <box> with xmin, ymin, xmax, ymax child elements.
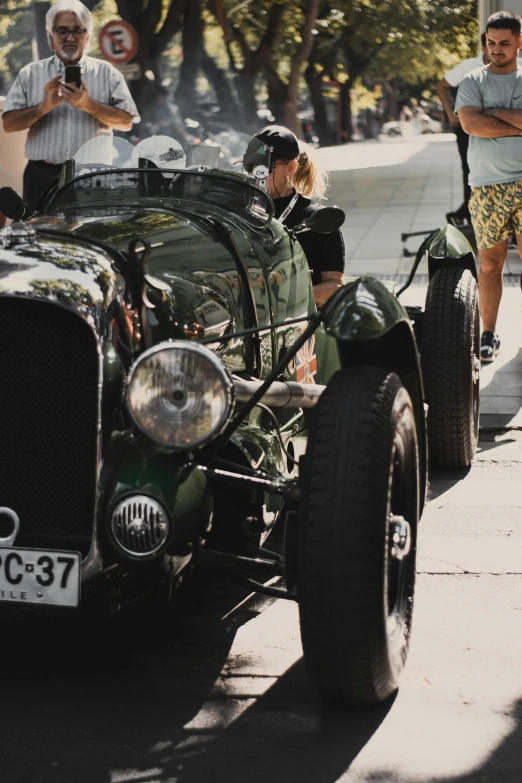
<box><xmin>2</xmin><ymin>0</ymin><xmax>140</xmax><ymax>212</ymax></box>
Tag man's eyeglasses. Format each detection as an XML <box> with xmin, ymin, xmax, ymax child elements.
<box><xmin>53</xmin><ymin>27</ymin><xmax>87</xmax><ymax>39</ymax></box>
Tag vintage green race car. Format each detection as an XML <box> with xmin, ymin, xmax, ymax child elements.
<box><xmin>0</xmin><ymin>136</ymin><xmax>479</xmax><ymax>709</ymax></box>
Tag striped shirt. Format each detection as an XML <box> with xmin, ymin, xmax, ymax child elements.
<box><xmin>3</xmin><ymin>55</ymin><xmax>140</xmax><ymax>164</ymax></box>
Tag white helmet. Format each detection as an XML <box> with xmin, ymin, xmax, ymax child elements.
<box><xmin>135</xmin><ymin>136</ymin><xmax>186</xmax><ymax>170</ymax></box>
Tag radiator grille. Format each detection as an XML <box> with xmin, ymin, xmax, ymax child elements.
<box><xmin>0</xmin><ymin>298</ymin><xmax>99</xmax><ymax>557</ymax></box>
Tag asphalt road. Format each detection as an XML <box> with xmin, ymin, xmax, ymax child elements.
<box><xmin>3</xmin><ymin>135</ymin><xmax>522</xmax><ymax>783</ymax></box>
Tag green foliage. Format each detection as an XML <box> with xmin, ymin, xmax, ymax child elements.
<box><xmin>0</xmin><ymin>1</ymin><xmax>34</xmax><ymax>90</ymax></box>
<box><xmin>351</xmin><ymin>82</ymin><xmax>377</xmax><ymax>113</ymax></box>
<box><xmin>307</xmin><ymin>0</ymin><xmax>478</xmax><ymax>92</ymax></box>
<box><xmin>223</xmin><ymin>0</ymin><xmax>313</xmax><ymax>69</ymax></box>
<box><xmin>370</xmin><ymin>0</ymin><xmax>479</xmax><ymax>83</ymax></box>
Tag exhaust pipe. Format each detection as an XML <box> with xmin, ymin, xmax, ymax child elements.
<box><xmin>233</xmin><ymin>376</ymin><xmax>324</xmax><ymax>408</ymax></box>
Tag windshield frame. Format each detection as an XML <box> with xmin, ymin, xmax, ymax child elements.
<box><xmin>44</xmin><ymin>167</ymin><xmax>275</xmax><ymax>229</ymax></box>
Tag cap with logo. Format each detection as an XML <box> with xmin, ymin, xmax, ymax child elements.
<box><xmin>135</xmin><ymin>136</ymin><xmax>186</xmax><ymax>170</ymax></box>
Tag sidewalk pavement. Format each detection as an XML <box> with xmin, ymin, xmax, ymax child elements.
<box><xmin>317</xmin><ymin>134</ymin><xmax>522</xmax><ymax>430</ymax></box>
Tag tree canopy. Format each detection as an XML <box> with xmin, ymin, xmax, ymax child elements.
<box><xmin>0</xmin><ymin>0</ymin><xmax>479</xmax><ymax>138</ymax></box>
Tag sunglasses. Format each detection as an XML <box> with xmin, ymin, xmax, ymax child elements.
<box><xmin>53</xmin><ymin>27</ymin><xmax>87</xmax><ymax>40</ymax></box>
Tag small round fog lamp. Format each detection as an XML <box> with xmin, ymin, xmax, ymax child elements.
<box><xmin>111</xmin><ymin>496</ymin><xmax>169</xmax><ymax>558</ymax></box>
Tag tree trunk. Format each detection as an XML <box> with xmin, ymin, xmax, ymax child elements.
<box><xmin>234</xmin><ymin>73</ymin><xmax>261</xmax><ymax>132</ymax></box>
<box><xmin>282</xmin><ymin>101</ymin><xmax>299</xmax><ymax>134</ymax></box>
<box><xmin>175</xmin><ymin>0</ymin><xmax>203</xmax><ymax>117</ymax></box>
<box><xmin>265</xmin><ymin>71</ymin><xmax>289</xmax><ymax>128</ymax></box>
<box><xmin>209</xmin><ymin>0</ymin><xmax>287</xmax><ymax>132</ymax></box>
<box><xmin>201</xmin><ymin>53</ymin><xmax>243</xmax><ymax>129</ymax></box>
<box><xmin>281</xmin><ymin>0</ymin><xmax>320</xmax><ymax>135</ymax></box>
<box><xmin>339</xmin><ymin>82</ymin><xmax>353</xmax><ymax>142</ymax></box>
<box><xmin>208</xmin><ymin>0</ymin><xmax>258</xmax><ymax>130</ymax></box>
<box><xmin>385</xmin><ymin>79</ymin><xmax>399</xmax><ymax>121</ymax></box>
<box><xmin>305</xmin><ymin>72</ymin><xmax>333</xmax><ymax>146</ymax></box>
<box><xmin>114</xmin><ymin>0</ymin><xmax>185</xmax><ymax>118</ymax></box>
<box><xmin>33</xmin><ymin>2</ymin><xmax>51</xmax><ymax>60</ymax></box>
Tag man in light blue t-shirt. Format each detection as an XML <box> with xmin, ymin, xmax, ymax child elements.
<box><xmin>456</xmin><ymin>10</ymin><xmax>522</xmax><ymax>362</ymax></box>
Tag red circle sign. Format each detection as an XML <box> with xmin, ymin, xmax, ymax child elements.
<box><xmin>99</xmin><ymin>20</ymin><xmax>138</xmax><ymax>65</ymax></box>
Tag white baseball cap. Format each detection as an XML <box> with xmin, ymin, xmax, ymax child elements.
<box><xmin>135</xmin><ymin>136</ymin><xmax>186</xmax><ymax>170</ymax></box>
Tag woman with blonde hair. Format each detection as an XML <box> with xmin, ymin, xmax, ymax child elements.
<box><xmin>245</xmin><ymin>125</ymin><xmax>345</xmax><ymax>305</ymax></box>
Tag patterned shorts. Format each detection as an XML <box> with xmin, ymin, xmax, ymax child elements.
<box><xmin>469</xmin><ymin>180</ymin><xmax>522</xmax><ymax>249</ymax></box>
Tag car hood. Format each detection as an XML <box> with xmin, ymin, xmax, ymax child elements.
<box><xmin>0</xmin><ymin>207</ymin><xmax>252</xmax><ymax>372</ymax></box>
<box><xmin>0</xmin><ymin>223</ymin><xmax>121</xmax><ymax>326</ymax></box>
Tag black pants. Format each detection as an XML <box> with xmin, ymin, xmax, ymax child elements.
<box><xmin>23</xmin><ymin>160</ymin><xmax>62</xmax><ymax>214</ymax></box>
<box><xmin>455</xmin><ymin>125</ymin><xmax>471</xmax><ymax>207</ymax></box>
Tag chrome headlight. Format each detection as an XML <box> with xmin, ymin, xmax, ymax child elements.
<box><xmin>127</xmin><ymin>341</ymin><xmax>234</xmax><ymax>449</ymax></box>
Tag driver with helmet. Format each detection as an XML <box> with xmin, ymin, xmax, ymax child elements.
<box><xmin>243</xmin><ymin>125</ymin><xmax>345</xmax><ymax>305</ymax></box>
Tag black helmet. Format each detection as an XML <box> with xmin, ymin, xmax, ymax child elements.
<box><xmin>243</xmin><ymin>125</ymin><xmax>299</xmax><ymax>174</ymax></box>
<box><xmin>254</xmin><ymin>125</ymin><xmax>300</xmax><ymax>161</ymax></box>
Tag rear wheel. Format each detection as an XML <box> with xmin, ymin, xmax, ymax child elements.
<box><xmin>297</xmin><ymin>367</ymin><xmax>419</xmax><ymax>708</ymax></box>
<box><xmin>422</xmin><ymin>267</ymin><xmax>480</xmax><ymax>469</ymax></box>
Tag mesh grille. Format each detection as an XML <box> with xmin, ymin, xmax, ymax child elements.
<box><xmin>0</xmin><ymin>298</ymin><xmax>99</xmax><ymax>557</ymax></box>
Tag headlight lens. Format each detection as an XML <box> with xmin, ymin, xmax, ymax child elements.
<box><xmin>127</xmin><ymin>341</ymin><xmax>234</xmax><ymax>449</ymax></box>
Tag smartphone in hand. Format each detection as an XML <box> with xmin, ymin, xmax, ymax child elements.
<box><xmin>64</xmin><ymin>65</ymin><xmax>82</xmax><ymax>88</ymax></box>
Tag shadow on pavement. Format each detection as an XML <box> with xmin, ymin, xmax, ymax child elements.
<box><xmin>0</xmin><ymin>575</ymin><xmax>393</xmax><ymax>783</ymax></box>
<box><xmin>476</xmin><ymin>436</ymin><xmax>518</xmax><ymax>456</ymax></box>
<box><xmin>0</xmin><ymin>575</ymin><xmax>247</xmax><ymax>783</ymax></box>
<box><xmin>426</xmin><ymin>465</ymin><xmax>471</xmax><ymax>503</ymax></box>
<box><xmin>481</xmin><ymin>413</ymin><xmax>522</xmax><ymax>431</ymax></box>
<box><xmin>154</xmin><ymin>660</ymin><xmax>395</xmax><ymax>783</ymax></box>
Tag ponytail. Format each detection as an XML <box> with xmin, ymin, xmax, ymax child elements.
<box><xmin>291</xmin><ymin>141</ymin><xmax>328</xmax><ymax>200</ymax></box>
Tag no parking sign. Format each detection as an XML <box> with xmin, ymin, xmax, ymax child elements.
<box><xmin>99</xmin><ymin>20</ymin><xmax>138</xmax><ymax>65</ymax></box>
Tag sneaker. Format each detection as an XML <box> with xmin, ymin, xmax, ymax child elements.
<box><xmin>480</xmin><ymin>331</ymin><xmax>501</xmax><ymax>363</ymax></box>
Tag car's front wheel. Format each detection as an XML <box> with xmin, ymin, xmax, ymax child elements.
<box><xmin>297</xmin><ymin>366</ymin><xmax>419</xmax><ymax>708</ymax></box>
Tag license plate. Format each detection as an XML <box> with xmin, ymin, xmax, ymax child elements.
<box><xmin>0</xmin><ymin>547</ymin><xmax>81</xmax><ymax>607</ymax></box>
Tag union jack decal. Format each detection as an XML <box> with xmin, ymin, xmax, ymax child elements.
<box><xmin>296</xmin><ymin>334</ymin><xmax>317</xmax><ymax>384</ymax></box>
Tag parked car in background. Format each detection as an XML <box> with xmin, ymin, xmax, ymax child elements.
<box><xmin>383</xmin><ymin>113</ymin><xmax>443</xmax><ymax>137</ymax></box>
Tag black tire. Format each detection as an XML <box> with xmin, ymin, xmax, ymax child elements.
<box><xmin>422</xmin><ymin>267</ymin><xmax>480</xmax><ymax>470</ymax></box>
<box><xmin>297</xmin><ymin>367</ymin><xmax>419</xmax><ymax>708</ymax></box>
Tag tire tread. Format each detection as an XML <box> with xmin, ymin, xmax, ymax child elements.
<box><xmin>422</xmin><ymin>267</ymin><xmax>480</xmax><ymax>470</ymax></box>
<box><xmin>297</xmin><ymin>366</ymin><xmax>418</xmax><ymax>707</ymax></box>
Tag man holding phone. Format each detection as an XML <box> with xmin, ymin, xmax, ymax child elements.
<box><xmin>2</xmin><ymin>0</ymin><xmax>140</xmax><ymax>212</ymax></box>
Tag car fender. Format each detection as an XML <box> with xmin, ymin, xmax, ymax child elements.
<box><xmin>322</xmin><ymin>275</ymin><xmax>427</xmax><ymax>509</ymax></box>
<box><xmin>323</xmin><ymin>276</ymin><xmax>412</xmax><ymax>342</ymax></box>
<box><xmin>428</xmin><ymin>224</ymin><xmax>477</xmax><ymax>281</ymax></box>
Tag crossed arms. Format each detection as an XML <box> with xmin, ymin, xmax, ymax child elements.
<box><xmin>458</xmin><ymin>105</ymin><xmax>522</xmax><ymax>137</ymax></box>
